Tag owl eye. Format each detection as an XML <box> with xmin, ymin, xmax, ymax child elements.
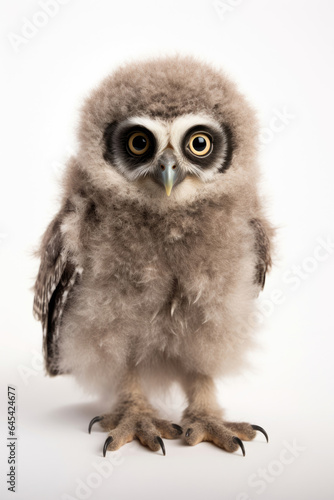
<box><xmin>127</xmin><ymin>132</ymin><xmax>150</xmax><ymax>155</ymax></box>
<box><xmin>188</xmin><ymin>133</ymin><xmax>212</xmax><ymax>156</ymax></box>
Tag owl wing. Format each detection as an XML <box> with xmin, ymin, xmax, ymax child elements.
<box><xmin>250</xmin><ymin>218</ymin><xmax>272</xmax><ymax>290</ymax></box>
<box><xmin>33</xmin><ymin>209</ymin><xmax>82</xmax><ymax>375</ymax></box>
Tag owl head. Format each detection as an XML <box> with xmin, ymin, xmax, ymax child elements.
<box><xmin>76</xmin><ymin>56</ymin><xmax>259</xmax><ymax>205</ymax></box>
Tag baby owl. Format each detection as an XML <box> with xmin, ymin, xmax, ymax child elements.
<box><xmin>33</xmin><ymin>56</ymin><xmax>273</xmax><ymax>457</ymax></box>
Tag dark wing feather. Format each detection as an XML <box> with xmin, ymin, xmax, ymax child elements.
<box><xmin>249</xmin><ymin>218</ymin><xmax>272</xmax><ymax>291</ymax></box>
<box><xmin>33</xmin><ymin>214</ymin><xmax>82</xmax><ymax>375</ymax></box>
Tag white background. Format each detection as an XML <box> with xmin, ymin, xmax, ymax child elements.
<box><xmin>1</xmin><ymin>0</ymin><xmax>334</xmax><ymax>499</ymax></box>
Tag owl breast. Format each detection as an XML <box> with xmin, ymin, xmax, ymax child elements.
<box><xmin>58</xmin><ymin>197</ymin><xmax>257</xmax><ymax>382</ymax></box>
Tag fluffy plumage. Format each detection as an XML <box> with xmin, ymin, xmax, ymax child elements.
<box><xmin>33</xmin><ymin>55</ymin><xmax>274</xmax><ymax>456</ymax></box>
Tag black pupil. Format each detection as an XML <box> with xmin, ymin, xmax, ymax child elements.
<box><xmin>193</xmin><ymin>136</ymin><xmax>207</xmax><ymax>151</ymax></box>
<box><xmin>133</xmin><ymin>135</ymin><xmax>147</xmax><ymax>151</ymax></box>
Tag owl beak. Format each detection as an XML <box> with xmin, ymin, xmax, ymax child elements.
<box><xmin>161</xmin><ymin>164</ymin><xmax>177</xmax><ymax>196</ymax></box>
<box><xmin>156</xmin><ymin>148</ymin><xmax>180</xmax><ymax>197</ymax></box>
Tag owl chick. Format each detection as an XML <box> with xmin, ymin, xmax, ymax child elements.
<box><xmin>33</xmin><ymin>56</ymin><xmax>273</xmax><ymax>457</ymax></box>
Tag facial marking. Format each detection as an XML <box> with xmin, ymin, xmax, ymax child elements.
<box><xmin>103</xmin><ymin>113</ymin><xmax>232</xmax><ymax>184</ymax></box>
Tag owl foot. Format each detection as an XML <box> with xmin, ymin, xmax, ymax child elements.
<box><xmin>182</xmin><ymin>411</ymin><xmax>268</xmax><ymax>456</ymax></box>
<box><xmin>88</xmin><ymin>398</ymin><xmax>183</xmax><ymax>456</ymax></box>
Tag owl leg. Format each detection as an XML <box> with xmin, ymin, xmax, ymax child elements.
<box><xmin>88</xmin><ymin>371</ymin><xmax>182</xmax><ymax>456</ymax></box>
<box><xmin>181</xmin><ymin>373</ymin><xmax>268</xmax><ymax>456</ymax></box>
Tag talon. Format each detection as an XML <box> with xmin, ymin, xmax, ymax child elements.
<box><xmin>156</xmin><ymin>436</ymin><xmax>166</xmax><ymax>456</ymax></box>
<box><xmin>172</xmin><ymin>423</ymin><xmax>183</xmax><ymax>435</ymax></box>
<box><xmin>251</xmin><ymin>424</ymin><xmax>269</xmax><ymax>443</ymax></box>
<box><xmin>185</xmin><ymin>428</ymin><xmax>193</xmax><ymax>438</ymax></box>
<box><xmin>88</xmin><ymin>415</ymin><xmax>104</xmax><ymax>434</ymax></box>
<box><xmin>103</xmin><ymin>436</ymin><xmax>113</xmax><ymax>457</ymax></box>
<box><xmin>233</xmin><ymin>436</ymin><xmax>245</xmax><ymax>456</ymax></box>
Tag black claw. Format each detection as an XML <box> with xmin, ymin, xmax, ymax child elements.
<box><xmin>233</xmin><ymin>436</ymin><xmax>245</xmax><ymax>457</ymax></box>
<box><xmin>185</xmin><ymin>428</ymin><xmax>193</xmax><ymax>438</ymax></box>
<box><xmin>172</xmin><ymin>423</ymin><xmax>183</xmax><ymax>435</ymax></box>
<box><xmin>103</xmin><ymin>436</ymin><xmax>113</xmax><ymax>457</ymax></box>
<box><xmin>88</xmin><ymin>415</ymin><xmax>104</xmax><ymax>434</ymax></box>
<box><xmin>156</xmin><ymin>436</ymin><xmax>166</xmax><ymax>456</ymax></box>
<box><xmin>251</xmin><ymin>424</ymin><xmax>269</xmax><ymax>443</ymax></box>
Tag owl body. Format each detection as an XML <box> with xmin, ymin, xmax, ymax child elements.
<box><xmin>34</xmin><ymin>58</ymin><xmax>273</xmax><ymax>451</ymax></box>
<box><xmin>47</xmin><ymin>158</ymin><xmax>263</xmax><ymax>395</ymax></box>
